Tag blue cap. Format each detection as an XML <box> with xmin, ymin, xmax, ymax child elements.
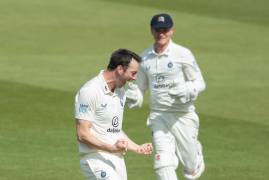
<box><xmin>150</xmin><ymin>13</ymin><xmax>173</xmax><ymax>29</ymax></box>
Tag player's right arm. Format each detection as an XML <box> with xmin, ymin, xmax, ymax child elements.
<box><xmin>75</xmin><ymin>86</ymin><xmax>127</xmax><ymax>154</ymax></box>
<box><xmin>76</xmin><ymin>119</ymin><xmax>128</xmax><ymax>154</ymax></box>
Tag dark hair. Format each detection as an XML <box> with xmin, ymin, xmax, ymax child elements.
<box><xmin>107</xmin><ymin>49</ymin><xmax>141</xmax><ymax>70</ymax></box>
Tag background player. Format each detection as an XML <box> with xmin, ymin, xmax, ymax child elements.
<box><xmin>126</xmin><ymin>13</ymin><xmax>206</xmax><ymax>180</ymax></box>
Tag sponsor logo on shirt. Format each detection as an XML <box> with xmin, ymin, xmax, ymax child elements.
<box><xmin>107</xmin><ymin>128</ymin><xmax>120</xmax><ymax>133</ymax></box>
<box><xmin>107</xmin><ymin>116</ymin><xmax>120</xmax><ymax>133</ymax></box>
<box><xmin>79</xmin><ymin>104</ymin><xmax>88</xmax><ymax>113</ymax></box>
<box><xmin>112</xmin><ymin>116</ymin><xmax>119</xmax><ymax>127</ymax></box>
<box><xmin>153</xmin><ymin>75</ymin><xmax>177</xmax><ymax>89</ymax></box>
<box><xmin>153</xmin><ymin>83</ymin><xmax>176</xmax><ymax>89</ymax></box>
<box><xmin>155</xmin><ymin>75</ymin><xmax>165</xmax><ymax>83</ymax></box>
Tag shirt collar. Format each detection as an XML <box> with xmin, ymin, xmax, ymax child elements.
<box><xmin>148</xmin><ymin>40</ymin><xmax>173</xmax><ymax>57</ymax></box>
<box><xmin>98</xmin><ymin>70</ymin><xmax>113</xmax><ymax>95</ymax></box>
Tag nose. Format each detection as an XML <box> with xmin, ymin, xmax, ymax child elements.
<box><xmin>131</xmin><ymin>74</ymin><xmax>137</xmax><ymax>81</ymax></box>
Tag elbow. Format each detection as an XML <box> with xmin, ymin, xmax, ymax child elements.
<box><xmin>196</xmin><ymin>79</ymin><xmax>206</xmax><ymax>93</ymax></box>
<box><xmin>188</xmin><ymin>80</ymin><xmax>205</xmax><ymax>94</ymax></box>
<box><xmin>76</xmin><ymin>134</ymin><xmax>83</xmax><ymax>142</ymax></box>
<box><xmin>76</xmin><ymin>132</ymin><xmax>87</xmax><ymax>143</ymax></box>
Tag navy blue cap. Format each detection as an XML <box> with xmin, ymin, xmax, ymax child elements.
<box><xmin>150</xmin><ymin>13</ymin><xmax>173</xmax><ymax>29</ymax></box>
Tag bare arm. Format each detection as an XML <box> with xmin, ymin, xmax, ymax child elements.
<box><xmin>121</xmin><ymin>131</ymin><xmax>153</xmax><ymax>155</ymax></box>
<box><xmin>76</xmin><ymin>119</ymin><xmax>128</xmax><ymax>154</ymax></box>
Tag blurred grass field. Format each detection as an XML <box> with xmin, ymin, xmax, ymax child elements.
<box><xmin>0</xmin><ymin>0</ymin><xmax>269</xmax><ymax>179</ymax></box>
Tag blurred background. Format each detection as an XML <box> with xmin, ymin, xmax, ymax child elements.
<box><xmin>0</xmin><ymin>0</ymin><xmax>269</xmax><ymax>179</ymax></box>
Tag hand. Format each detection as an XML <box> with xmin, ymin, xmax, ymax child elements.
<box><xmin>168</xmin><ymin>84</ymin><xmax>191</xmax><ymax>103</ymax></box>
<box><xmin>126</xmin><ymin>83</ymin><xmax>143</xmax><ymax>108</ymax></box>
<box><xmin>168</xmin><ymin>84</ymin><xmax>187</xmax><ymax>98</ymax></box>
<box><xmin>126</xmin><ymin>83</ymin><xmax>139</xmax><ymax>101</ymax></box>
<box><xmin>169</xmin><ymin>82</ymin><xmax>198</xmax><ymax>103</ymax></box>
<box><xmin>136</xmin><ymin>143</ymin><xmax>153</xmax><ymax>155</ymax></box>
<box><xmin>113</xmin><ymin>139</ymin><xmax>128</xmax><ymax>155</ymax></box>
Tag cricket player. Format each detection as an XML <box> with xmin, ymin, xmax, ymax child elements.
<box><xmin>75</xmin><ymin>49</ymin><xmax>153</xmax><ymax>180</ymax></box>
<box><xmin>126</xmin><ymin>14</ymin><xmax>206</xmax><ymax>180</ymax></box>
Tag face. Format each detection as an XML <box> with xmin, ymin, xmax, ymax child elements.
<box><xmin>115</xmin><ymin>59</ymin><xmax>139</xmax><ymax>88</ymax></box>
<box><xmin>151</xmin><ymin>27</ymin><xmax>174</xmax><ymax>47</ymax></box>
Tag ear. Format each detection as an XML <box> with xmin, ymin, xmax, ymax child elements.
<box><xmin>171</xmin><ymin>28</ymin><xmax>175</xmax><ymax>35</ymax></box>
<box><xmin>116</xmin><ymin>65</ymin><xmax>125</xmax><ymax>75</ymax></box>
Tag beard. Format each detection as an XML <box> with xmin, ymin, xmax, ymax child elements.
<box><xmin>116</xmin><ymin>76</ymin><xmax>127</xmax><ymax>88</ymax></box>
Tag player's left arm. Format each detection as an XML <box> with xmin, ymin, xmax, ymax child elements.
<box><xmin>182</xmin><ymin>59</ymin><xmax>206</xmax><ymax>100</ymax></box>
<box><xmin>168</xmin><ymin>51</ymin><xmax>206</xmax><ymax>102</ymax></box>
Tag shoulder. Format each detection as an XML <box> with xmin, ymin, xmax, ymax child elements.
<box><xmin>171</xmin><ymin>42</ymin><xmax>192</xmax><ymax>56</ymax></box>
<box><xmin>141</xmin><ymin>45</ymin><xmax>154</xmax><ymax>61</ymax></box>
<box><xmin>170</xmin><ymin>42</ymin><xmax>195</xmax><ymax>64</ymax></box>
<box><xmin>81</xmin><ymin>76</ymin><xmax>99</xmax><ymax>91</ymax></box>
<box><xmin>139</xmin><ymin>46</ymin><xmax>156</xmax><ymax>70</ymax></box>
<box><xmin>76</xmin><ymin>77</ymin><xmax>101</xmax><ymax>100</ymax></box>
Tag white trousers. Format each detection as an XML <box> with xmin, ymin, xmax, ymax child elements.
<box><xmin>147</xmin><ymin>111</ymin><xmax>204</xmax><ymax>177</ymax></box>
<box><xmin>80</xmin><ymin>152</ymin><xmax>127</xmax><ymax>180</ymax></box>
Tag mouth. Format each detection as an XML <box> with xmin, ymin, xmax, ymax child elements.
<box><xmin>157</xmin><ymin>36</ymin><xmax>166</xmax><ymax>39</ymax></box>
<box><xmin>157</xmin><ymin>37</ymin><xmax>166</xmax><ymax>41</ymax></box>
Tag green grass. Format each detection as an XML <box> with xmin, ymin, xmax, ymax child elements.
<box><xmin>101</xmin><ymin>0</ymin><xmax>269</xmax><ymax>26</ymax></box>
<box><xmin>0</xmin><ymin>0</ymin><xmax>269</xmax><ymax>179</ymax></box>
<box><xmin>0</xmin><ymin>81</ymin><xmax>80</xmax><ymax>180</ymax></box>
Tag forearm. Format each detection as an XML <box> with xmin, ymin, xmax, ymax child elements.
<box><xmin>77</xmin><ymin>132</ymin><xmax>114</xmax><ymax>153</ymax></box>
<box><xmin>186</xmin><ymin>78</ymin><xmax>206</xmax><ymax>97</ymax></box>
<box><xmin>188</xmin><ymin>75</ymin><xmax>206</xmax><ymax>94</ymax></box>
<box><xmin>76</xmin><ymin>119</ymin><xmax>117</xmax><ymax>153</ymax></box>
<box><xmin>121</xmin><ymin>131</ymin><xmax>140</xmax><ymax>153</ymax></box>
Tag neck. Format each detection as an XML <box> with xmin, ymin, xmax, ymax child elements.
<box><xmin>154</xmin><ymin>42</ymin><xmax>169</xmax><ymax>54</ymax></box>
<box><xmin>103</xmin><ymin>70</ymin><xmax>116</xmax><ymax>92</ymax></box>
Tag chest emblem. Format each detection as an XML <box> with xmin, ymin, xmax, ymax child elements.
<box><xmin>101</xmin><ymin>171</ymin><xmax>106</xmax><ymax>178</ymax></box>
<box><xmin>167</xmin><ymin>62</ymin><xmax>173</xmax><ymax>68</ymax></box>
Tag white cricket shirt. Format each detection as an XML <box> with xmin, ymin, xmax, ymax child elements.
<box><xmin>137</xmin><ymin>41</ymin><xmax>205</xmax><ymax>113</ymax></box>
<box><xmin>75</xmin><ymin>71</ymin><xmax>126</xmax><ymax>154</ymax></box>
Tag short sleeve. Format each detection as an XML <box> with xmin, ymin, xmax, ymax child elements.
<box><xmin>74</xmin><ymin>87</ymin><xmax>97</xmax><ymax>121</ymax></box>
